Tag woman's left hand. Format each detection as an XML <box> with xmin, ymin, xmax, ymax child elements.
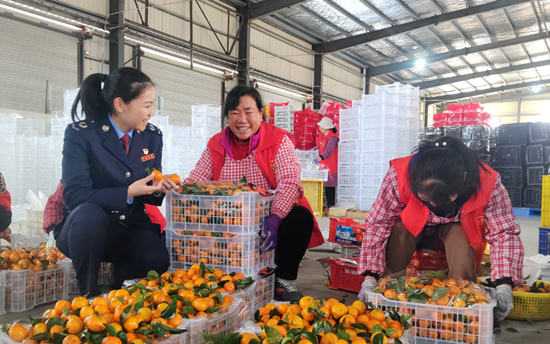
<box><xmin>154</xmin><ymin>177</ymin><xmax>179</xmax><ymax>194</ymax></box>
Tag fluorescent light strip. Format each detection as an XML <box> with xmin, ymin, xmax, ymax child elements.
<box><xmin>256</xmin><ymin>81</ymin><xmax>307</xmax><ymax>99</ymax></box>
<box><xmin>139</xmin><ymin>45</ymin><xmax>235</xmax><ymax>76</ymax></box>
<box><xmin>1</xmin><ymin>0</ymin><xmax>108</xmax><ymax>33</ymax></box>
<box><xmin>0</xmin><ymin>2</ymin><xmax>80</xmax><ymax>30</ymax></box>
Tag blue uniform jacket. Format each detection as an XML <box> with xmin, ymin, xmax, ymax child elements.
<box><xmin>61</xmin><ymin>116</ymin><xmax>164</xmax><ymax>229</ymax></box>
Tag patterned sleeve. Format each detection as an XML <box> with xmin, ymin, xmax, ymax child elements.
<box><xmin>43</xmin><ymin>181</ymin><xmax>66</xmax><ymax>232</ymax></box>
<box><xmin>184</xmin><ymin>147</ymin><xmax>214</xmax><ymax>183</ymax></box>
<box><xmin>358</xmin><ymin>165</ymin><xmax>406</xmax><ymax>276</ymax></box>
<box><xmin>484</xmin><ymin>174</ymin><xmax>524</xmax><ymax>286</ymax></box>
<box><xmin>272</xmin><ymin>136</ymin><xmax>302</xmax><ymax>218</ymax></box>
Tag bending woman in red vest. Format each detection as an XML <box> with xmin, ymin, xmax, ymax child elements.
<box><xmin>185</xmin><ymin>85</ymin><xmax>324</xmax><ymax>302</ymax></box>
<box><xmin>316</xmin><ymin>117</ymin><xmax>339</xmax><ymax>208</ymax></box>
<box><xmin>357</xmin><ymin>136</ymin><xmax>523</xmax><ymax>322</ymax></box>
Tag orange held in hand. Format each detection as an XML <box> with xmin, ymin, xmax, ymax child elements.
<box><xmin>150</xmin><ymin>169</ymin><xmax>163</xmax><ymax>181</ymax></box>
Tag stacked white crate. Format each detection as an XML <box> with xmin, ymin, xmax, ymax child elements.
<box><xmin>273</xmin><ymin>104</ymin><xmax>294</xmax><ymax>133</ymax></box>
<box><xmin>337</xmin><ymin>83</ymin><xmax>420</xmax><ymax>209</ymax></box>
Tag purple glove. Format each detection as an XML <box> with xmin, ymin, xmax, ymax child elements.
<box><xmin>259</xmin><ymin>214</ymin><xmax>282</xmax><ymax>252</ymax></box>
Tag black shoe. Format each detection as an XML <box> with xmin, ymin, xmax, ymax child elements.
<box><xmin>274</xmin><ymin>278</ymin><xmax>303</xmax><ymax>302</ymax></box>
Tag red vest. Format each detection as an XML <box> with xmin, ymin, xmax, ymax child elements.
<box><xmin>391</xmin><ymin>156</ymin><xmax>497</xmax><ymax>266</ymax></box>
<box><xmin>316</xmin><ymin>131</ymin><xmax>339</xmax><ymax>175</ymax></box>
<box><xmin>207</xmin><ymin>122</ymin><xmax>325</xmax><ymax>248</ymax></box>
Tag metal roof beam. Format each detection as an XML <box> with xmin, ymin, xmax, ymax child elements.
<box><xmin>312</xmin><ymin>0</ymin><xmax>532</xmax><ymax>53</ymax></box>
<box><xmin>413</xmin><ymin>59</ymin><xmax>550</xmax><ymax>89</ymax></box>
<box><xmin>248</xmin><ymin>0</ymin><xmax>307</xmax><ymax>19</ymax></box>
<box><xmin>426</xmin><ymin>78</ymin><xmax>550</xmax><ymax>102</ymax></box>
<box><xmin>369</xmin><ymin>31</ymin><xmax>549</xmax><ymax>76</ymax></box>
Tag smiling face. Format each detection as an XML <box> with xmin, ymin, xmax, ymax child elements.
<box><xmin>227</xmin><ymin>95</ymin><xmax>264</xmax><ymax>142</ymax></box>
<box><xmin>112</xmin><ymin>85</ymin><xmax>156</xmax><ymax>132</ymax></box>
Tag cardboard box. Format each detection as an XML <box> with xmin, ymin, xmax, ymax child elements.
<box><xmin>346</xmin><ymin>210</ymin><xmax>369</xmax><ymax>219</ymax></box>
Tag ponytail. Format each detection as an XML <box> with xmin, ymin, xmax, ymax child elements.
<box><xmin>71</xmin><ymin>67</ymin><xmax>154</xmax><ymax>123</ymax></box>
<box><xmin>71</xmin><ymin>73</ymin><xmax>109</xmax><ymax>122</ymax></box>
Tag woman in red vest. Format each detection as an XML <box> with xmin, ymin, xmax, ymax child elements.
<box><xmin>0</xmin><ymin>172</ymin><xmax>12</xmax><ymax>242</ymax></box>
<box><xmin>316</xmin><ymin>117</ymin><xmax>339</xmax><ymax>208</ymax></box>
<box><xmin>185</xmin><ymin>85</ymin><xmax>324</xmax><ymax>302</ymax></box>
<box><xmin>357</xmin><ymin>136</ymin><xmax>523</xmax><ymax>322</ymax></box>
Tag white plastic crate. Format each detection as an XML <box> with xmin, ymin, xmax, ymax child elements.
<box><xmin>337</xmin><ymin>187</ymin><xmax>357</xmax><ymax>199</ymax></box>
<box><xmin>227</xmin><ymin>282</ymin><xmax>256</xmax><ymax>324</ymax></box>
<box><xmin>361</xmin><ymin>126</ymin><xmax>400</xmax><ymax>141</ymax></box>
<box><xmin>360</xmin><ymin>163</ymin><xmax>388</xmax><ymax>175</ymax></box>
<box><xmin>0</xmin><ymin>273</ymin><xmax>5</xmax><ymax>315</ymax></box>
<box><xmin>359</xmin><ymin>186</ymin><xmax>382</xmax><ymax>199</ymax></box>
<box><xmin>2</xmin><ymin>261</ymin><xmax>70</xmax><ymax>312</ymax></box>
<box><xmin>254</xmin><ymin>272</ymin><xmax>275</xmax><ymax>311</ymax></box>
<box><xmin>356</xmin><ymin>198</ymin><xmax>376</xmax><ymax>211</ymax></box>
<box><xmin>339</xmin><ymin>174</ymin><xmax>360</xmax><ymax>186</ymax></box>
<box><xmin>366</xmin><ymin>289</ymin><xmax>495</xmax><ymax>344</ymax></box>
<box><xmin>339</xmin><ymin>140</ymin><xmax>360</xmax><ymax>152</ymax></box>
<box><xmin>178</xmin><ymin>297</ymin><xmax>243</xmax><ymax>344</ymax></box>
<box><xmin>339</xmin><ymin>151</ymin><xmax>361</xmax><ymax>164</ymax></box>
<box><xmin>361</xmin><ymin>151</ymin><xmax>396</xmax><ymax>164</ymax></box>
<box><xmin>301</xmin><ymin>169</ymin><xmax>328</xmax><ymax>182</ymax></box>
<box><xmin>274</xmin><ymin>116</ymin><xmax>293</xmax><ymax>125</ymax></box>
<box><xmin>166</xmin><ymin>231</ymin><xmax>274</xmax><ymax>275</ymax></box>
<box><xmin>10</xmin><ymin>233</ymin><xmax>49</xmax><ymax>250</ymax></box>
<box><xmin>340</xmin><ymin>245</ymin><xmax>361</xmax><ymax>258</ymax></box>
<box><xmin>360</xmin><ymin>175</ymin><xmax>384</xmax><ymax>188</ymax></box>
<box><xmin>296</xmin><ymin>149</ymin><xmax>318</xmax><ymax>162</ymax></box>
<box><xmin>25</xmin><ymin>210</ymin><xmax>44</xmax><ymax>232</ymax></box>
<box><xmin>166</xmin><ymin>191</ymin><xmax>274</xmax><ymax>234</ymax></box>
<box><xmin>340</xmin><ymin>116</ymin><xmax>361</xmax><ymax>130</ymax></box>
<box><xmin>339</xmin><ymin>164</ymin><xmax>360</xmax><ymax>175</ymax></box>
<box><xmin>340</xmin><ymin>128</ymin><xmax>360</xmax><ymax>142</ymax></box>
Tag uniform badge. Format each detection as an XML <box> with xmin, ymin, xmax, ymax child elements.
<box><xmin>141</xmin><ymin>153</ymin><xmax>155</xmax><ymax>162</ymax></box>
<box><xmin>79</xmin><ymin>122</ymin><xmax>87</xmax><ymax>128</ymax></box>
<box><xmin>149</xmin><ymin>124</ymin><xmax>155</xmax><ymax>131</ymax></box>
<box><xmin>102</xmin><ymin>125</ymin><xmax>109</xmax><ymax>132</ymax></box>
<box><xmin>143</xmin><ymin>148</ymin><xmax>149</xmax><ymax>155</ymax></box>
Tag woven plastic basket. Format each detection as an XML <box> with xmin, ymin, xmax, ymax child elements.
<box><xmin>507</xmin><ymin>281</ymin><xmax>550</xmax><ymax>321</ymax></box>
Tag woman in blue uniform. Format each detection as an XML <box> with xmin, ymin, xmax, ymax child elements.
<box><xmin>56</xmin><ymin>67</ymin><xmax>178</xmax><ymax>297</ymax></box>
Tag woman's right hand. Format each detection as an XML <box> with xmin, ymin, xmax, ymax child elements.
<box><xmin>128</xmin><ymin>173</ymin><xmax>162</xmax><ymax>198</ymax></box>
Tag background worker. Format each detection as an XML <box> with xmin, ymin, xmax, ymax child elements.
<box><xmin>185</xmin><ymin>85</ymin><xmax>324</xmax><ymax>301</ymax></box>
<box><xmin>56</xmin><ymin>67</ymin><xmax>178</xmax><ymax>297</ymax></box>
<box><xmin>315</xmin><ymin>117</ymin><xmax>339</xmax><ymax>209</ymax></box>
<box><xmin>0</xmin><ymin>172</ymin><xmax>12</xmax><ymax>243</ymax></box>
<box><xmin>357</xmin><ymin>136</ymin><xmax>523</xmax><ymax>322</ymax></box>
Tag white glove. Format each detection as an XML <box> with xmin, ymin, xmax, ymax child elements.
<box><xmin>46</xmin><ymin>231</ymin><xmax>56</xmax><ymax>249</ymax></box>
<box><xmin>494</xmin><ymin>285</ymin><xmax>513</xmax><ymax>321</ymax></box>
<box><xmin>357</xmin><ymin>278</ymin><xmax>378</xmax><ymax>303</ymax></box>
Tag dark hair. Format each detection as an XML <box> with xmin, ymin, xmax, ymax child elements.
<box><xmin>71</xmin><ymin>67</ymin><xmax>154</xmax><ymax>122</ymax></box>
<box><xmin>223</xmin><ymin>85</ymin><xmax>264</xmax><ymax>119</ymax></box>
<box><xmin>331</xmin><ymin>127</ymin><xmax>338</xmax><ymax>134</ymax></box>
<box><xmin>409</xmin><ymin>136</ymin><xmax>489</xmax><ymax>207</ymax></box>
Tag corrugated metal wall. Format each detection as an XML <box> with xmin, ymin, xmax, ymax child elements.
<box><xmin>250</xmin><ymin>21</ymin><xmax>313</xmax><ymax>89</ymax></box>
<box><xmin>0</xmin><ymin>17</ymin><xmax>78</xmax><ymax>113</ymax></box>
<box><xmin>58</xmin><ymin>0</ymin><xmax>108</xmax><ymax>16</ymax></box>
<box><xmin>323</xmin><ymin>57</ymin><xmax>363</xmax><ymax>102</ymax></box>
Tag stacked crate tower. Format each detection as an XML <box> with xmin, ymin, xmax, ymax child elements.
<box><xmin>490</xmin><ymin>122</ymin><xmax>549</xmax><ymax>208</ymax></box>
<box><xmin>338</xmin><ymin>83</ymin><xmax>420</xmax><ymax>210</ymax></box>
<box><xmin>273</xmin><ymin>104</ymin><xmax>294</xmax><ymax>133</ymax></box>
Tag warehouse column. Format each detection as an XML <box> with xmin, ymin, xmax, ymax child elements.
<box><xmin>109</xmin><ymin>0</ymin><xmax>125</xmax><ymax>72</ymax></box>
<box><xmin>237</xmin><ymin>8</ymin><xmax>250</xmax><ymax>86</ymax></box>
<box><xmin>313</xmin><ymin>53</ymin><xmax>323</xmax><ymax>110</ymax></box>
<box><xmin>363</xmin><ymin>68</ymin><xmax>370</xmax><ymax>95</ymax></box>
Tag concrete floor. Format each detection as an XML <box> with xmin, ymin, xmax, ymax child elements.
<box><xmin>1</xmin><ymin>215</ymin><xmax>549</xmax><ymax>343</ymax></box>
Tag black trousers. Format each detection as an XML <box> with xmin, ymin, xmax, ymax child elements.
<box><xmin>275</xmin><ymin>205</ymin><xmax>314</xmax><ymax>280</ymax></box>
<box><xmin>55</xmin><ymin>203</ymin><xmax>170</xmax><ymax>297</ymax></box>
<box><xmin>325</xmin><ymin>187</ymin><xmax>336</xmax><ymax>207</ymax></box>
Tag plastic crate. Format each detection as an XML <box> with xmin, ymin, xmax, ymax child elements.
<box><xmin>507</xmin><ymin>281</ymin><xmax>550</xmax><ymax>320</ymax></box>
<box><xmin>495</xmin><ymin>123</ymin><xmax>528</xmax><ymax>145</ymax></box>
<box><xmin>226</xmin><ymin>281</ymin><xmax>256</xmax><ymax>324</ymax></box>
<box><xmin>539</xmin><ymin>227</ymin><xmax>550</xmax><ymax>255</ymax></box>
<box><xmin>529</xmin><ymin>122</ymin><xmax>549</xmax><ymax>143</ymax></box>
<box><xmin>328</xmin><ymin>258</ymin><xmax>363</xmax><ymax>292</ymax></box>
<box><xmin>254</xmin><ymin>272</ymin><xmax>275</xmax><ymax>312</ymax></box>
<box><xmin>2</xmin><ymin>261</ymin><xmax>70</xmax><ymax>312</ymax></box>
<box><xmin>526</xmin><ymin>145</ymin><xmax>545</xmax><ymax>165</ymax></box>
<box><xmin>340</xmin><ymin>245</ymin><xmax>361</xmax><ymax>258</ymax></box>
<box><xmin>527</xmin><ymin>166</ymin><xmax>546</xmax><ymax>186</ymax></box>
<box><xmin>177</xmin><ymin>297</ymin><xmax>243</xmax><ymax>344</ymax></box>
<box><xmin>302</xmin><ymin>180</ymin><xmax>323</xmax><ymax>218</ymax></box>
<box><xmin>329</xmin><ymin>217</ymin><xmax>368</xmax><ymax>247</ymax></box>
<box><xmin>10</xmin><ymin>234</ymin><xmax>49</xmax><ymax>250</ymax></box>
<box><xmin>506</xmin><ymin>187</ymin><xmax>522</xmax><ymax>208</ymax></box>
<box><xmin>489</xmin><ymin>146</ymin><xmax>524</xmax><ymax>167</ymax></box>
<box><xmin>0</xmin><ymin>273</ymin><xmax>5</xmax><ymax>315</ymax></box>
<box><xmin>545</xmin><ymin>146</ymin><xmax>550</xmax><ymax>165</ymax></box>
<box><xmin>301</xmin><ymin>169</ymin><xmax>328</xmax><ymax>182</ymax></box>
<box><xmin>166</xmin><ymin>231</ymin><xmax>274</xmax><ymax>275</ymax></box>
<box><xmin>494</xmin><ymin>167</ymin><xmax>523</xmax><ymax>188</ymax></box>
<box><xmin>523</xmin><ymin>187</ymin><xmax>542</xmax><ymax>208</ymax></box>
<box><xmin>25</xmin><ymin>209</ymin><xmax>44</xmax><ymax>231</ymax></box>
<box><xmin>366</xmin><ymin>289</ymin><xmax>496</xmax><ymax>344</ymax></box>
<box><xmin>166</xmin><ymin>191</ymin><xmax>274</xmax><ymax>234</ymax></box>
<box><xmin>296</xmin><ymin>149</ymin><xmax>318</xmax><ymax>162</ymax></box>
<box><xmin>338</xmin><ymin>174</ymin><xmax>360</xmax><ymax>186</ymax></box>
<box><xmin>543</xmin><ymin>176</ymin><xmax>550</xmax><ymax>228</ymax></box>
<box><xmin>339</xmin><ymin>164</ymin><xmax>360</xmax><ymax>175</ymax></box>
<box><xmin>340</xmin><ymin>128</ymin><xmax>360</xmax><ymax>142</ymax></box>
<box><xmin>339</xmin><ymin>151</ymin><xmax>360</xmax><ymax>164</ymax></box>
